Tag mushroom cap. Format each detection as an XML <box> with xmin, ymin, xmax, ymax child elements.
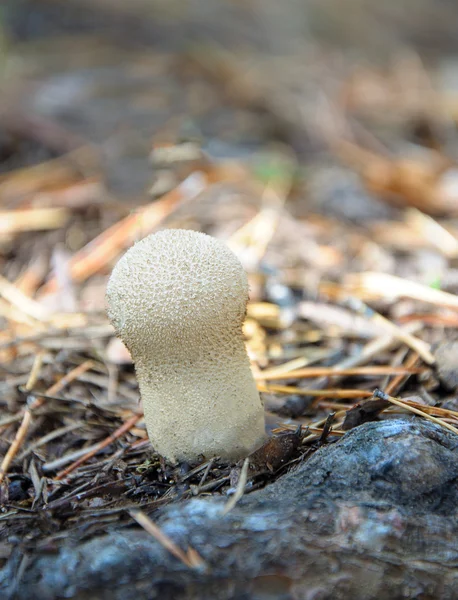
<box><xmin>106</xmin><ymin>229</ymin><xmax>249</xmax><ymax>352</ymax></box>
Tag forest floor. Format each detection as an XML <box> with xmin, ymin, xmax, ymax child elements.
<box><xmin>0</xmin><ymin>2</ymin><xmax>457</xmax><ymax>597</ymax></box>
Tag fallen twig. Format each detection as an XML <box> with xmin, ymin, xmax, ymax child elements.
<box><xmin>256</xmin><ymin>365</ymin><xmax>425</xmax><ymax>381</ymax></box>
<box><xmin>0</xmin><ymin>359</ymin><xmax>94</xmax><ymax>483</ymax></box>
<box><xmin>55</xmin><ymin>412</ymin><xmax>143</xmax><ymax>480</ymax></box>
<box><xmin>222</xmin><ymin>458</ymin><xmax>249</xmax><ymax>515</ymax></box>
<box><xmin>257</xmin><ymin>383</ymin><xmax>373</xmax><ymax>399</ymax></box>
<box><xmin>374</xmin><ymin>389</ymin><xmax>458</xmax><ymax>436</ymax></box>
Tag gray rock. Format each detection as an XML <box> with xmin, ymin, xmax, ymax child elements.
<box><xmin>2</xmin><ymin>418</ymin><xmax>457</xmax><ymax>599</ymax></box>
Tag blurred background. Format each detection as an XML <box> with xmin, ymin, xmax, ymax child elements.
<box><xmin>2</xmin><ymin>0</ymin><xmax>458</xmax><ymax>368</ymax></box>
<box><xmin>3</xmin><ymin>0</ymin><xmax>458</xmax><ymax>317</ymax></box>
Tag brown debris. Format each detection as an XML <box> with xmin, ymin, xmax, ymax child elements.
<box><xmin>342</xmin><ymin>398</ymin><xmax>391</xmax><ymax>430</ymax></box>
<box><xmin>247</xmin><ymin>429</ymin><xmax>302</xmax><ymax>477</ymax></box>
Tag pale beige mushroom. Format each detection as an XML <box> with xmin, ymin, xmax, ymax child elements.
<box><xmin>106</xmin><ymin>229</ymin><xmax>266</xmax><ymax>462</ymax></box>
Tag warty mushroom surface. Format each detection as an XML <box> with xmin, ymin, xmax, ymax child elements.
<box><xmin>106</xmin><ymin>229</ymin><xmax>266</xmax><ymax>462</ymax></box>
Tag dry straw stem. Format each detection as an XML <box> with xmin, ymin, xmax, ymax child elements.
<box><xmin>222</xmin><ymin>457</ymin><xmax>250</xmax><ymax>515</ymax></box>
<box><xmin>300</xmin><ymin>322</ymin><xmax>424</xmax><ymax>400</ymax></box>
<box><xmin>363</xmin><ymin>305</ymin><xmax>434</xmax><ymax>365</ymax></box>
<box><xmin>43</xmin><ymin>442</ymin><xmax>110</xmax><ymax>473</ymax></box>
<box><xmin>18</xmin><ymin>422</ymin><xmax>83</xmax><ymax>462</ymax></box>
<box><xmin>0</xmin><ymin>358</ymin><xmax>94</xmax><ymax>483</ymax></box>
<box><xmin>345</xmin><ymin>271</ymin><xmax>458</xmax><ymax>311</ymax></box>
<box><xmin>0</xmin><ymin>274</ymin><xmax>49</xmax><ymax>322</ymax></box>
<box><xmin>255</xmin><ymin>365</ymin><xmax>426</xmax><ymax>381</ymax></box>
<box><xmin>0</xmin><ymin>156</ymin><xmax>81</xmax><ymax>203</ymax></box>
<box><xmin>0</xmin><ymin>208</ymin><xmax>69</xmax><ymax>235</ymax></box>
<box><xmin>128</xmin><ymin>509</ymin><xmax>207</xmax><ymax>571</ymax></box>
<box><xmin>0</xmin><ymin>297</ymin><xmax>39</xmax><ymax>326</ymax></box>
<box><xmin>37</xmin><ymin>172</ymin><xmax>207</xmax><ymax>297</ymax></box>
<box><xmin>254</xmin><ymin>354</ymin><xmax>327</xmax><ymax>379</ymax></box>
<box><xmin>257</xmin><ymin>383</ymin><xmax>373</xmax><ymax>399</ymax></box>
<box><xmin>402</xmin><ymin>401</ymin><xmax>458</xmax><ymax>421</ymax></box>
<box><xmin>55</xmin><ymin>412</ymin><xmax>142</xmax><ymax>480</ymax></box>
<box><xmin>314</xmin><ymin>396</ymin><xmax>458</xmax><ymax>425</ymax></box>
<box><xmin>321</xmin><ymin>283</ymin><xmax>434</xmax><ymax>365</ymax></box>
<box><xmin>309</xmin><ymin>427</ymin><xmax>345</xmax><ymax>437</ymax></box>
<box><xmin>227</xmin><ymin>204</ymin><xmax>283</xmax><ymax>267</ymax></box>
<box><xmin>382</xmin><ymin>393</ymin><xmax>458</xmax><ymax>436</ymax></box>
<box><xmin>339</xmin><ymin>322</ymin><xmax>422</xmax><ymax>370</ymax></box>
<box><xmin>29</xmin><ymin>178</ymin><xmax>106</xmax><ymax>210</ymax></box>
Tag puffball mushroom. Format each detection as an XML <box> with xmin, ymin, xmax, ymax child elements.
<box><xmin>106</xmin><ymin>229</ymin><xmax>266</xmax><ymax>463</ymax></box>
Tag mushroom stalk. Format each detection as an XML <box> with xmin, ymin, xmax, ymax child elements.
<box><xmin>106</xmin><ymin>229</ymin><xmax>266</xmax><ymax>462</ymax></box>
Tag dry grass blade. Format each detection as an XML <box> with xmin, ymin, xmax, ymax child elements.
<box><xmin>0</xmin><ymin>298</ymin><xmax>40</xmax><ymax>327</ymax></box>
<box><xmin>341</xmin><ymin>322</ymin><xmax>422</xmax><ymax>369</ymax></box>
<box><xmin>128</xmin><ymin>508</ymin><xmax>207</xmax><ymax>571</ymax></box>
<box><xmin>398</xmin><ymin>313</ymin><xmax>458</xmax><ymax>327</ymax></box>
<box><xmin>258</xmin><ymin>383</ymin><xmax>373</xmax><ymax>399</ymax></box>
<box><xmin>30</xmin><ymin>178</ymin><xmax>105</xmax><ymax>210</ymax></box>
<box><xmin>401</xmin><ymin>400</ymin><xmax>458</xmax><ymax>421</ymax></box>
<box><xmin>43</xmin><ymin>442</ymin><xmax>107</xmax><ymax>472</ymax></box>
<box><xmin>318</xmin><ymin>288</ymin><xmax>432</xmax><ymax>363</ymax></box>
<box><xmin>309</xmin><ymin>426</ymin><xmax>345</xmax><ymax>436</ymax></box>
<box><xmin>377</xmin><ymin>391</ymin><xmax>458</xmax><ymax>436</ymax></box>
<box><xmin>0</xmin><ymin>156</ymin><xmax>80</xmax><ymax>204</ymax></box>
<box><xmin>0</xmin><ymin>208</ymin><xmax>69</xmax><ymax>234</ymax></box>
<box><xmin>255</xmin><ymin>355</ymin><xmax>328</xmax><ymax>379</ymax></box>
<box><xmin>256</xmin><ymin>365</ymin><xmax>425</xmax><ymax>381</ymax></box>
<box><xmin>346</xmin><ymin>272</ymin><xmax>458</xmax><ymax>311</ymax></box>
<box><xmin>341</xmin><ymin>295</ymin><xmax>434</xmax><ymax>365</ymax></box>
<box><xmin>227</xmin><ymin>164</ymin><xmax>291</xmax><ymax>267</ymax></box>
<box><xmin>369</xmin><ymin>310</ymin><xmax>434</xmax><ymax>365</ymax></box>
<box><xmin>0</xmin><ymin>274</ymin><xmax>49</xmax><ymax>321</ymax></box>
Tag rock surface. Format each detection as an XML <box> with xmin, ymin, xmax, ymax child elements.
<box><xmin>2</xmin><ymin>418</ymin><xmax>457</xmax><ymax>599</ymax></box>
